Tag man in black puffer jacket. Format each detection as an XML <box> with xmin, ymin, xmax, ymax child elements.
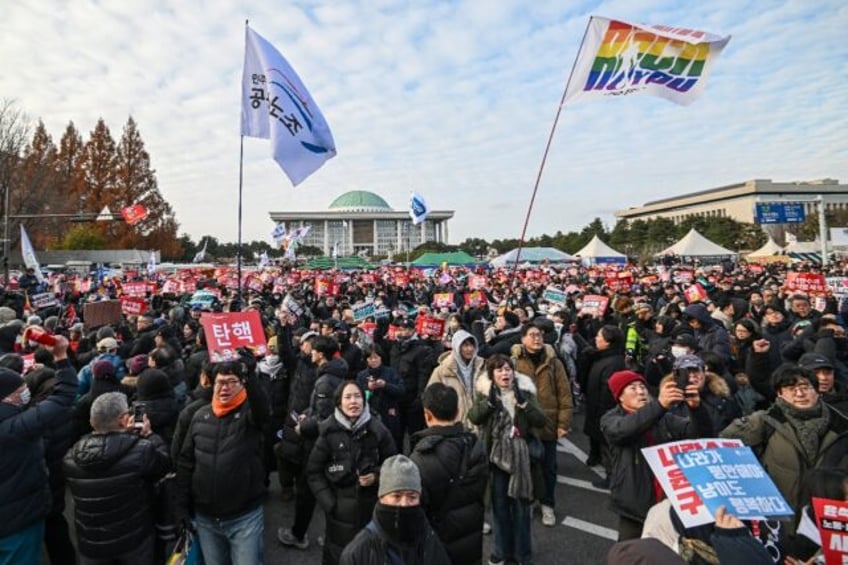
<box><xmin>0</xmin><ymin>336</ymin><xmax>77</xmax><ymax>564</ymax></box>
<box><xmin>64</xmin><ymin>391</ymin><xmax>170</xmax><ymax>564</ymax></box>
<box><xmin>386</xmin><ymin>319</ymin><xmax>437</xmax><ymax>439</ymax></box>
<box><xmin>410</xmin><ymin>383</ymin><xmax>487</xmax><ymax>565</ymax></box>
<box><xmin>175</xmin><ymin>357</ymin><xmax>270</xmax><ymax>565</ymax></box>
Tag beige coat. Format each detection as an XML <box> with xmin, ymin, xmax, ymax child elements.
<box><xmin>428</xmin><ymin>350</ymin><xmax>486</xmax><ymax>429</ymax></box>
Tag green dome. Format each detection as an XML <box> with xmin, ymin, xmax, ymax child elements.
<box><xmin>328</xmin><ymin>191</ymin><xmax>392</xmax><ymax>212</ymax></box>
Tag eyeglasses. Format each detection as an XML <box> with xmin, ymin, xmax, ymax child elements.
<box><xmin>784</xmin><ymin>383</ymin><xmax>814</xmax><ymax>395</ymax></box>
<box><xmin>525</xmin><ymin>332</ymin><xmax>543</xmax><ymax>340</ymax></box>
<box><xmin>215</xmin><ymin>379</ymin><xmax>242</xmax><ymax>389</ymax></box>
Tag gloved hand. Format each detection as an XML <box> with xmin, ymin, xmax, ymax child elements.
<box><xmin>487</xmin><ymin>382</ymin><xmax>500</xmax><ymax>409</ymax></box>
<box><xmin>512</xmin><ymin>378</ymin><xmax>527</xmax><ymax>406</ymax></box>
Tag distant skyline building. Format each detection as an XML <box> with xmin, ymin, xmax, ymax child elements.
<box><xmin>269</xmin><ymin>190</ymin><xmax>454</xmax><ymax>257</ymax></box>
<box><xmin>615</xmin><ymin>178</ymin><xmax>848</xmax><ymax>225</ymax></box>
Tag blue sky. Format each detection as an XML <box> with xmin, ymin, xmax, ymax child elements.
<box><xmin>2</xmin><ymin>0</ymin><xmax>846</xmax><ymax>245</ymax></box>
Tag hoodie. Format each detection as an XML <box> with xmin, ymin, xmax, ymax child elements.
<box><xmin>429</xmin><ymin>330</ymin><xmax>486</xmax><ymax>427</ymax></box>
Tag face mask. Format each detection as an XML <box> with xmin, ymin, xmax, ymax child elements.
<box><xmin>374</xmin><ymin>502</ymin><xmax>427</xmax><ymax>545</ymax></box>
<box><xmin>19</xmin><ymin>387</ymin><xmax>31</xmax><ymax>406</ymax></box>
<box><xmin>671</xmin><ymin>346</ymin><xmax>688</xmax><ymax>358</ymax></box>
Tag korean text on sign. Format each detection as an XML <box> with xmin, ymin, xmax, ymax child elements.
<box><xmin>200</xmin><ymin>311</ymin><xmax>267</xmax><ymax>362</ymax></box>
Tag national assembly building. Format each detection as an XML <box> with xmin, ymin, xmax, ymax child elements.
<box><xmin>269</xmin><ymin>190</ymin><xmax>454</xmax><ymax>257</ymax></box>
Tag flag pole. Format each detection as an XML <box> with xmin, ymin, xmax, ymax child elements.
<box><xmin>237</xmin><ymin>19</ymin><xmax>248</xmax><ymax>310</ymax></box>
<box><xmin>509</xmin><ymin>17</ymin><xmax>593</xmax><ymax>288</ymax></box>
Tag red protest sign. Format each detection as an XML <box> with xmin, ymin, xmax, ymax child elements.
<box><xmin>683</xmin><ymin>283</ymin><xmax>708</xmax><ymax>304</ymax></box>
<box><xmin>812</xmin><ymin>497</ymin><xmax>848</xmax><ymax>564</ymax></box>
<box><xmin>160</xmin><ymin>279</ymin><xmax>180</xmax><ymax>295</ymax></box>
<box><xmin>359</xmin><ymin>322</ymin><xmax>377</xmax><ymax>337</ymax></box>
<box><xmin>394</xmin><ymin>273</ymin><xmax>410</xmax><ymax>287</ymax></box>
<box><xmin>200</xmin><ymin>311</ymin><xmax>267</xmax><ymax>362</ymax></box>
<box><xmin>786</xmin><ymin>272</ymin><xmax>827</xmax><ymax>294</ymax></box>
<box><xmin>580</xmin><ymin>295</ymin><xmax>609</xmax><ymax>317</ymax></box>
<box><xmin>314</xmin><ymin>277</ymin><xmax>338</xmax><ymax>297</ymax></box>
<box><xmin>432</xmin><ymin>292</ymin><xmax>454</xmax><ymax>308</ymax></box>
<box><xmin>245</xmin><ymin>275</ymin><xmax>264</xmax><ymax>293</ymax></box>
<box><xmin>468</xmin><ymin>275</ymin><xmax>487</xmax><ymax>290</ymax></box>
<box><xmin>464</xmin><ymin>291</ymin><xmax>487</xmax><ymax>308</ymax></box>
<box><xmin>415</xmin><ymin>316</ymin><xmax>446</xmax><ymax>339</ymax></box>
<box><xmin>121</xmin><ymin>281</ymin><xmax>151</xmax><ymax>298</ymax></box>
<box><xmin>605</xmin><ymin>272</ymin><xmax>633</xmax><ymax>292</ymax></box>
<box><xmin>119</xmin><ymin>296</ymin><xmax>148</xmax><ymax>316</ymax></box>
<box><xmin>386</xmin><ymin>325</ymin><xmax>400</xmax><ymax>341</ymax></box>
<box><xmin>359</xmin><ymin>273</ymin><xmax>376</xmax><ymax>286</ymax></box>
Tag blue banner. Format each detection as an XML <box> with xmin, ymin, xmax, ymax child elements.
<box><xmin>672</xmin><ymin>446</ymin><xmax>793</xmax><ymax>520</ymax></box>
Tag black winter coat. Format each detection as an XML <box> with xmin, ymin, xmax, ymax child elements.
<box><xmin>600</xmin><ymin>400</ymin><xmax>712</xmax><ymax>522</ymax></box>
<box><xmin>388</xmin><ymin>337</ymin><xmax>436</xmax><ymax>406</ymax></box>
<box><xmin>582</xmin><ymin>347</ymin><xmax>627</xmax><ymax>442</ymax></box>
<box><xmin>171</xmin><ymin>386</ymin><xmax>213</xmax><ymax>463</ymax></box>
<box><xmin>133</xmin><ymin>394</ymin><xmax>179</xmax><ymax>447</ymax></box>
<box><xmin>340</xmin><ymin>518</ymin><xmax>451</xmax><ymax>565</ymax></box>
<box><xmin>356</xmin><ymin>365</ymin><xmax>404</xmax><ymax>443</ymax></box>
<box><xmin>300</xmin><ymin>358</ymin><xmax>349</xmax><ymax>441</ymax></box>
<box><xmin>176</xmin><ymin>375</ymin><xmax>270</xmax><ymax>520</ymax></box>
<box><xmin>0</xmin><ymin>359</ymin><xmax>77</xmax><ymax>537</ymax></box>
<box><xmin>63</xmin><ymin>431</ymin><xmax>170</xmax><ymax>559</ymax></box>
<box><xmin>289</xmin><ymin>353</ymin><xmax>318</xmax><ymax>414</ymax></box>
<box><xmin>409</xmin><ymin>424</ymin><xmax>487</xmax><ymax>565</ymax></box>
<box><xmin>308</xmin><ymin>409</ymin><xmax>397</xmax><ymax>565</ymax></box>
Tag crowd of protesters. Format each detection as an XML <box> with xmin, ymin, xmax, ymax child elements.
<box><xmin>0</xmin><ymin>258</ymin><xmax>847</xmax><ymax>564</ymax></box>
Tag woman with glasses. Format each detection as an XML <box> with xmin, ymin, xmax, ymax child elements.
<box><xmin>721</xmin><ymin>363</ymin><xmax>848</xmax><ymax>518</ymax></box>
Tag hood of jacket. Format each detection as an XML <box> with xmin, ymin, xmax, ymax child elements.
<box><xmin>68</xmin><ymin>432</ymin><xmax>141</xmax><ymax>472</ymax></box>
<box><xmin>410</xmin><ymin>422</ymin><xmax>466</xmax><ymax>452</ymax></box>
<box><xmin>475</xmin><ymin>370</ymin><xmax>537</xmax><ymax>397</ymax></box>
<box><xmin>319</xmin><ymin>357</ymin><xmax>349</xmax><ymax>379</ymax></box>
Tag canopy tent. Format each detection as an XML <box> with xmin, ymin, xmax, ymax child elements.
<box><xmin>304</xmin><ymin>256</ymin><xmax>374</xmax><ymax>270</ymax></box>
<box><xmin>490</xmin><ymin>247</ymin><xmax>575</xmax><ymax>268</ymax></box>
<box><xmin>783</xmin><ymin>240</ymin><xmax>830</xmax><ymax>264</ymax></box>
<box><xmin>573</xmin><ymin>235</ymin><xmax>627</xmax><ymax>265</ymax></box>
<box><xmin>656</xmin><ymin>229</ymin><xmax>737</xmax><ymax>259</ymax></box>
<box><xmin>410</xmin><ymin>251</ymin><xmax>479</xmax><ymax>267</ymax></box>
<box><xmin>745</xmin><ymin>237</ymin><xmax>791</xmax><ymax>264</ymax></box>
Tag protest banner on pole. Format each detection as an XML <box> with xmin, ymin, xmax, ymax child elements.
<box><xmin>580</xmin><ymin>295</ymin><xmax>609</xmax><ymax>317</ymax></box>
<box><xmin>642</xmin><ymin>438</ymin><xmax>743</xmax><ymax>528</ymax></box>
<box><xmin>352</xmin><ymin>301</ymin><xmax>376</xmax><ymax>322</ymax></box>
<box><xmin>542</xmin><ymin>286</ymin><xmax>567</xmax><ymax>306</ymax></box>
<box><xmin>201</xmin><ymin>311</ymin><xmax>267</xmax><ymax>361</ymax></box>
<box><xmin>812</xmin><ymin>497</ymin><xmax>848</xmax><ymax>564</ymax></box>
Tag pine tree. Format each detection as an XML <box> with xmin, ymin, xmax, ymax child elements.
<box><xmin>77</xmin><ymin>118</ymin><xmax>118</xmax><ymax>217</ymax></box>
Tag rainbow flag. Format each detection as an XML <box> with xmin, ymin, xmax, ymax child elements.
<box><xmin>563</xmin><ymin>17</ymin><xmax>730</xmax><ymax>106</ymax></box>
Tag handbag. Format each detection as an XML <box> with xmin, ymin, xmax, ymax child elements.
<box><xmin>167</xmin><ymin>528</ymin><xmax>202</xmax><ymax>565</ymax></box>
<box><xmin>526</xmin><ymin>434</ymin><xmax>544</xmax><ymax>461</ymax></box>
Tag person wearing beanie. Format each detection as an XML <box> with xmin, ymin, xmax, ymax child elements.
<box><xmin>305</xmin><ymin>380</ymin><xmax>396</xmax><ymax>564</ymax></box>
<box><xmin>76</xmin><ymin>336</ymin><xmax>127</xmax><ymax>396</ymax></box>
<box><xmin>600</xmin><ymin>368</ymin><xmax>712</xmax><ymax>541</ymax></box>
<box><xmin>0</xmin><ymin>336</ymin><xmax>77</xmax><ymax>564</ymax></box>
<box><xmin>134</xmin><ymin>369</ymin><xmax>179</xmax><ymax>446</ymax></box>
<box><xmin>340</xmin><ymin>455</ymin><xmax>451</xmax><ymax>565</ymax></box>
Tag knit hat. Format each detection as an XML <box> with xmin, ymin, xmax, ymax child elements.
<box><xmin>0</xmin><ymin>306</ymin><xmax>17</xmax><ymax>324</ymax></box>
<box><xmin>378</xmin><ymin>455</ymin><xmax>422</xmax><ymax>498</ymax></box>
<box><xmin>608</xmin><ymin>370</ymin><xmax>647</xmax><ymax>401</ymax></box>
<box><xmin>0</xmin><ymin>367</ymin><xmax>24</xmax><ymax>399</ymax></box>
<box><xmin>127</xmin><ymin>354</ymin><xmax>149</xmax><ymax>376</ymax></box>
<box><xmin>136</xmin><ymin>369</ymin><xmax>172</xmax><ymax>400</ymax></box>
<box><xmin>92</xmin><ymin>360</ymin><xmax>116</xmax><ymax>381</ymax></box>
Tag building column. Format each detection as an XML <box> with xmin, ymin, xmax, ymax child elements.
<box><xmin>420</xmin><ymin>221</ymin><xmax>426</xmax><ymax>244</ymax></box>
<box><xmin>323</xmin><ymin>220</ymin><xmax>329</xmax><ymax>255</ymax></box>
<box><xmin>443</xmin><ymin>220</ymin><xmax>449</xmax><ymax>244</ymax></box>
<box><xmin>396</xmin><ymin>220</ymin><xmax>403</xmax><ymax>252</ymax></box>
<box><xmin>372</xmin><ymin>219</ymin><xmax>378</xmax><ymax>255</ymax></box>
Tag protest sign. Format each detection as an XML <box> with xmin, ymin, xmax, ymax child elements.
<box><xmin>468</xmin><ymin>275</ymin><xmax>487</xmax><ymax>290</ymax></box>
<box><xmin>580</xmin><ymin>295</ymin><xmax>609</xmax><ymax>317</ymax></box>
<box><xmin>201</xmin><ymin>311</ymin><xmax>267</xmax><ymax>362</ymax></box>
<box><xmin>415</xmin><ymin>316</ymin><xmax>446</xmax><ymax>339</ymax></box>
<box><xmin>121</xmin><ymin>281</ymin><xmax>152</xmax><ymax>298</ymax></box>
<box><xmin>464</xmin><ymin>291</ymin><xmax>487</xmax><ymax>308</ymax></box>
<box><xmin>642</xmin><ymin>438</ymin><xmax>743</xmax><ymax>528</ymax></box>
<box><xmin>119</xmin><ymin>296</ymin><xmax>148</xmax><ymax>317</ymax></box>
<box><xmin>785</xmin><ymin>272</ymin><xmax>827</xmax><ymax>294</ymax></box>
<box><xmin>30</xmin><ymin>292</ymin><xmax>58</xmax><ymax>310</ymax></box>
<box><xmin>394</xmin><ymin>273</ymin><xmax>410</xmax><ymax>287</ymax></box>
<box><xmin>683</xmin><ymin>283</ymin><xmax>708</xmax><ymax>304</ymax></box>
<box><xmin>160</xmin><ymin>279</ymin><xmax>181</xmax><ymax>295</ymax></box>
<box><xmin>542</xmin><ymin>286</ymin><xmax>567</xmax><ymax>306</ymax></box>
<box><xmin>673</xmin><ymin>270</ymin><xmax>694</xmax><ymax>283</ymax></box>
<box><xmin>83</xmin><ymin>301</ymin><xmax>123</xmax><ymax>330</ymax></box>
<box><xmin>352</xmin><ymin>301</ymin><xmax>376</xmax><ymax>322</ymax></box>
<box><xmin>358</xmin><ymin>322</ymin><xmax>377</xmax><ymax>337</ymax></box>
<box><xmin>314</xmin><ymin>277</ymin><xmax>338</xmax><ymax>297</ymax></box>
<box><xmin>432</xmin><ymin>292</ymin><xmax>455</xmax><ymax>309</ymax></box>
<box><xmin>812</xmin><ymin>497</ymin><xmax>848</xmax><ymax>564</ymax></box>
<box><xmin>673</xmin><ymin>446</ymin><xmax>793</xmax><ymax>521</ymax></box>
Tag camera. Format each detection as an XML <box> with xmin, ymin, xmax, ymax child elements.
<box><xmin>132</xmin><ymin>404</ymin><xmax>145</xmax><ymax>429</ymax></box>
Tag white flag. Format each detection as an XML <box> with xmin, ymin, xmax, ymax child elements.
<box><xmin>19</xmin><ymin>225</ymin><xmax>44</xmax><ymax>283</ymax></box>
<box><xmin>562</xmin><ymin>17</ymin><xmax>730</xmax><ymax>107</ymax></box>
<box><xmin>409</xmin><ymin>192</ymin><xmax>430</xmax><ymax>226</ymax></box>
<box><xmin>193</xmin><ymin>239</ymin><xmax>208</xmax><ymax>263</ymax></box>
<box><xmin>241</xmin><ymin>26</ymin><xmax>336</xmax><ymax>185</ymax></box>
<box><xmin>258</xmin><ymin>251</ymin><xmax>270</xmax><ymax>267</ymax></box>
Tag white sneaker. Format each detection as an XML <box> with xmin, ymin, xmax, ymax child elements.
<box><xmin>541</xmin><ymin>505</ymin><xmax>556</xmax><ymax>527</ymax></box>
<box><xmin>482</xmin><ymin>521</ymin><xmax>492</xmax><ymax>535</ymax></box>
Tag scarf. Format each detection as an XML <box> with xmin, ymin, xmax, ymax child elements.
<box><xmin>775</xmin><ymin>397</ymin><xmax>830</xmax><ymax>464</ymax></box>
<box><xmin>212</xmin><ymin>388</ymin><xmax>247</xmax><ymax>418</ymax></box>
<box><xmin>453</xmin><ymin>354</ymin><xmax>474</xmax><ymax>399</ymax></box>
<box><xmin>488</xmin><ymin>399</ymin><xmax>533</xmax><ymax>501</ymax></box>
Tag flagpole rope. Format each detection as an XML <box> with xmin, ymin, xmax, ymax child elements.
<box><xmin>237</xmin><ymin>19</ymin><xmax>249</xmax><ymax>309</ymax></box>
<box><xmin>510</xmin><ymin>17</ymin><xmax>593</xmax><ymax>290</ymax></box>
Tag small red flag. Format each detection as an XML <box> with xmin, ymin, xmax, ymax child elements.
<box><xmin>121</xmin><ymin>204</ymin><xmax>148</xmax><ymax>226</ymax></box>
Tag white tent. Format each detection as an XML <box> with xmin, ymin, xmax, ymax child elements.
<box><xmin>490</xmin><ymin>247</ymin><xmax>575</xmax><ymax>267</ymax></box>
<box><xmin>784</xmin><ymin>239</ymin><xmax>830</xmax><ymax>263</ymax></box>
<box><xmin>746</xmin><ymin>237</ymin><xmax>784</xmax><ymax>259</ymax></box>
<box><xmin>657</xmin><ymin>229</ymin><xmax>737</xmax><ymax>258</ymax></box>
<box><xmin>574</xmin><ymin>235</ymin><xmax>627</xmax><ymax>265</ymax></box>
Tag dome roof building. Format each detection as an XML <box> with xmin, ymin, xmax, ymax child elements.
<box><xmin>270</xmin><ymin>191</ymin><xmax>453</xmax><ymax>258</ymax></box>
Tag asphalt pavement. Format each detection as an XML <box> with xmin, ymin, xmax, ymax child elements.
<box><xmin>263</xmin><ymin>411</ymin><xmax>621</xmax><ymax>564</ymax></box>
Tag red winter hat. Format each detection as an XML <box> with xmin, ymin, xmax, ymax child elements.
<box><xmin>608</xmin><ymin>370</ymin><xmax>647</xmax><ymax>401</ymax></box>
